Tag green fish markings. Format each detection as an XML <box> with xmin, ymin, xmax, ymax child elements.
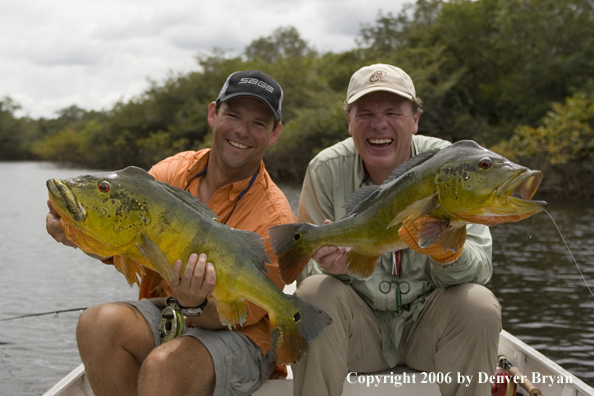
<box><xmin>269</xmin><ymin>140</ymin><xmax>547</xmax><ymax>284</ymax></box>
<box><xmin>47</xmin><ymin>167</ymin><xmax>332</xmax><ymax>364</ymax></box>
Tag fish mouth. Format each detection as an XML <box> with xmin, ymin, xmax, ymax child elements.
<box><xmin>497</xmin><ymin>170</ymin><xmax>547</xmax><ymax>207</ymax></box>
<box><xmin>46</xmin><ymin>179</ymin><xmax>87</xmax><ymax>222</ymax></box>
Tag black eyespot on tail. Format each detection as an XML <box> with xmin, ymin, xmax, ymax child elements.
<box><xmin>293</xmin><ymin>233</ymin><xmax>301</xmax><ymax>241</ymax></box>
<box><xmin>293</xmin><ymin>312</ymin><xmax>301</xmax><ymax>323</ymax></box>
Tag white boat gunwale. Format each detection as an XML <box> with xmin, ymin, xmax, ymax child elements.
<box><xmin>43</xmin><ymin>329</ymin><xmax>594</xmax><ymax>396</ymax></box>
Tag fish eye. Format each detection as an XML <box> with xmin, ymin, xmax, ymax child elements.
<box><xmin>478</xmin><ymin>157</ymin><xmax>493</xmax><ymax>170</ymax></box>
<box><xmin>98</xmin><ymin>181</ymin><xmax>111</xmax><ymax>193</ymax></box>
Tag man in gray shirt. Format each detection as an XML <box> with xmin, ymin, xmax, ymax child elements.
<box><xmin>292</xmin><ymin>64</ymin><xmax>501</xmax><ymax>396</ymax></box>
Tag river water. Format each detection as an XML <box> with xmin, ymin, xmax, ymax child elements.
<box><xmin>0</xmin><ymin>162</ymin><xmax>592</xmax><ymax>395</ymax></box>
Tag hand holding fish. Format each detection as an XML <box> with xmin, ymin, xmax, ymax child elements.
<box><xmin>170</xmin><ymin>253</ymin><xmax>216</xmax><ymax>310</ymax></box>
<box><xmin>398</xmin><ymin>215</ymin><xmax>464</xmax><ymax>265</ymax></box>
<box><xmin>312</xmin><ymin>220</ymin><xmax>350</xmax><ymax>275</ymax></box>
<box><xmin>46</xmin><ymin>200</ymin><xmax>78</xmax><ymax>249</ymax></box>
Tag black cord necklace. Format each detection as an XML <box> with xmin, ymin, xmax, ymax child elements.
<box><xmin>184</xmin><ymin>166</ymin><xmax>259</xmax><ymax>225</ymax></box>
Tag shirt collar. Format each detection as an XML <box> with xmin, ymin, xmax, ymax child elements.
<box><xmin>184</xmin><ymin>149</ymin><xmax>265</xmax><ymax>201</ymax></box>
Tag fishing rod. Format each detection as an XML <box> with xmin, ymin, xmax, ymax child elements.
<box><xmin>498</xmin><ymin>355</ymin><xmax>542</xmax><ymax>396</ymax></box>
<box><xmin>0</xmin><ymin>307</ymin><xmax>88</xmax><ymax>322</ymax></box>
<box><xmin>0</xmin><ymin>298</ymin><xmax>167</xmax><ymax>323</ymax></box>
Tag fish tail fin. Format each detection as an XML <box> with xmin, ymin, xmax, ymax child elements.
<box><xmin>346</xmin><ymin>250</ymin><xmax>381</xmax><ymax>278</ymax></box>
<box><xmin>268</xmin><ymin>223</ymin><xmax>317</xmax><ymax>284</ymax></box>
<box><xmin>270</xmin><ymin>295</ymin><xmax>332</xmax><ymax>365</ymax></box>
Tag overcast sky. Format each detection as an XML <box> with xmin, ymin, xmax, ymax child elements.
<box><xmin>1</xmin><ymin>0</ymin><xmax>410</xmax><ymax>119</ymax></box>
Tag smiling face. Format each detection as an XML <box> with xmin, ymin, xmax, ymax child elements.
<box><xmin>347</xmin><ymin>91</ymin><xmax>419</xmax><ymax>184</ymax></box>
<box><xmin>208</xmin><ymin>96</ymin><xmax>282</xmax><ymax>179</ymax></box>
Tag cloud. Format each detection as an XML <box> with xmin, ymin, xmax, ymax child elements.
<box><xmin>1</xmin><ymin>0</ymin><xmax>409</xmax><ymax>119</ymax></box>
<box><xmin>17</xmin><ymin>41</ymin><xmax>106</xmax><ymax>67</ymax></box>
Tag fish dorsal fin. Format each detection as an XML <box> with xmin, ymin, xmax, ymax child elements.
<box><xmin>384</xmin><ymin>148</ymin><xmax>441</xmax><ymax>185</ymax></box>
<box><xmin>162</xmin><ymin>182</ymin><xmax>219</xmax><ymax>220</ymax></box>
<box><xmin>387</xmin><ymin>193</ymin><xmax>439</xmax><ymax>229</ymax></box>
<box><xmin>120</xmin><ymin>167</ymin><xmax>219</xmax><ymax>220</ymax></box>
<box><xmin>345</xmin><ymin>149</ymin><xmax>441</xmax><ymax>217</ymax></box>
<box><xmin>233</xmin><ymin>229</ymin><xmax>271</xmax><ymax>273</ymax></box>
<box><xmin>136</xmin><ymin>232</ymin><xmax>175</xmax><ymax>282</ymax></box>
<box><xmin>344</xmin><ymin>185</ymin><xmax>380</xmax><ymax>216</ymax></box>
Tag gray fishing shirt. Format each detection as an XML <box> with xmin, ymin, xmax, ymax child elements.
<box><xmin>296</xmin><ymin>135</ymin><xmax>493</xmax><ymax>367</ymax></box>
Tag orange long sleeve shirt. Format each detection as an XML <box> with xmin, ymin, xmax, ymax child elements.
<box><xmin>139</xmin><ymin>149</ymin><xmax>297</xmax><ymax>363</ymax></box>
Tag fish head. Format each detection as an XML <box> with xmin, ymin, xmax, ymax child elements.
<box><xmin>47</xmin><ymin>167</ymin><xmax>152</xmax><ymax>254</ymax></box>
<box><xmin>435</xmin><ymin>141</ymin><xmax>547</xmax><ymax>226</ymax></box>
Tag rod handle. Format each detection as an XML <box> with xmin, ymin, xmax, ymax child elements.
<box><xmin>507</xmin><ymin>366</ymin><xmax>542</xmax><ymax>396</ymax></box>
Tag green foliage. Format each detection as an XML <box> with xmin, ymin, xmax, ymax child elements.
<box><xmin>266</xmin><ymin>91</ymin><xmax>349</xmax><ymax>183</ymax></box>
<box><xmin>0</xmin><ymin>97</ymin><xmax>40</xmax><ymax>160</ymax></box>
<box><xmin>492</xmin><ymin>92</ymin><xmax>594</xmax><ymax>199</ymax></box>
<box><xmin>4</xmin><ymin>0</ymin><xmax>594</xmax><ymax>197</ymax></box>
<box><xmin>245</xmin><ymin>26</ymin><xmax>317</xmax><ymax>63</ymax></box>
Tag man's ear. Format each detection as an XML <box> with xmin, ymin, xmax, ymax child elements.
<box><xmin>346</xmin><ymin>110</ymin><xmax>354</xmax><ymax>137</ymax></box>
<box><xmin>268</xmin><ymin>122</ymin><xmax>283</xmax><ymax>146</ymax></box>
<box><xmin>412</xmin><ymin>110</ymin><xmax>419</xmax><ymax>135</ymax></box>
<box><xmin>207</xmin><ymin>101</ymin><xmax>217</xmax><ymax>128</ymax></box>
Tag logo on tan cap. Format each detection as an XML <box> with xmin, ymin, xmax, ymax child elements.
<box><xmin>370</xmin><ymin>71</ymin><xmax>387</xmax><ymax>82</ymax></box>
<box><xmin>346</xmin><ymin>64</ymin><xmax>416</xmax><ymax>104</ymax></box>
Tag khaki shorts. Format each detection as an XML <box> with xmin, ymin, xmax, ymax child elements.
<box><xmin>129</xmin><ymin>299</ymin><xmax>277</xmax><ymax>396</ymax></box>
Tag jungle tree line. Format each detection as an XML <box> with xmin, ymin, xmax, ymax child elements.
<box><xmin>1</xmin><ymin>0</ymin><xmax>593</xmax><ymax>198</ymax></box>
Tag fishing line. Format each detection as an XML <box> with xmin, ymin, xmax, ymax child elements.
<box><xmin>544</xmin><ymin>209</ymin><xmax>594</xmax><ymax>298</ymax></box>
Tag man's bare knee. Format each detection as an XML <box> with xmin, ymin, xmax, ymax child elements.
<box><xmin>139</xmin><ymin>337</ymin><xmax>215</xmax><ymax>396</ymax></box>
<box><xmin>77</xmin><ymin>303</ymin><xmax>153</xmax><ymax>365</ymax></box>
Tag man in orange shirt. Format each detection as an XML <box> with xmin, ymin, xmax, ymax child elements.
<box><xmin>46</xmin><ymin>71</ymin><xmax>298</xmax><ymax>396</ymax></box>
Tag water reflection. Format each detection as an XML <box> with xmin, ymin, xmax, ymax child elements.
<box><xmin>489</xmin><ymin>202</ymin><xmax>594</xmax><ymax>384</ymax></box>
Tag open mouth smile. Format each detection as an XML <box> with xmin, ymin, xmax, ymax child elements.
<box><xmin>227</xmin><ymin>139</ymin><xmax>250</xmax><ymax>149</ymax></box>
<box><xmin>367</xmin><ymin>138</ymin><xmax>394</xmax><ymax>147</ymax></box>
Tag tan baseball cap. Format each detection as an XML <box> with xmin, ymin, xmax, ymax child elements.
<box><xmin>346</xmin><ymin>64</ymin><xmax>416</xmax><ymax>104</ymax></box>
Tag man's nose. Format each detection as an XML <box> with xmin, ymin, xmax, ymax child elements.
<box><xmin>370</xmin><ymin>114</ymin><xmax>388</xmax><ymax>129</ymax></box>
<box><xmin>235</xmin><ymin>120</ymin><xmax>250</xmax><ymax>136</ymax></box>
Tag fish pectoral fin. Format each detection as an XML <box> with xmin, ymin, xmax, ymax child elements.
<box><xmin>414</xmin><ymin>216</ymin><xmax>450</xmax><ymax>248</ymax></box>
<box><xmin>387</xmin><ymin>193</ymin><xmax>439</xmax><ymax>229</ymax></box>
<box><xmin>215</xmin><ymin>298</ymin><xmax>249</xmax><ymax>329</ymax></box>
<box><xmin>135</xmin><ymin>232</ymin><xmax>174</xmax><ymax>282</ymax></box>
<box><xmin>346</xmin><ymin>251</ymin><xmax>381</xmax><ymax>279</ymax></box>
<box><xmin>437</xmin><ymin>225</ymin><xmax>467</xmax><ymax>252</ymax></box>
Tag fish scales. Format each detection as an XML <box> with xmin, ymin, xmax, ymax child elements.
<box><xmin>47</xmin><ymin>166</ymin><xmax>331</xmax><ymax>364</ymax></box>
<box><xmin>269</xmin><ymin>140</ymin><xmax>547</xmax><ymax>284</ymax></box>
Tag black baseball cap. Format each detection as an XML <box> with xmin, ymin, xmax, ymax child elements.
<box><xmin>216</xmin><ymin>71</ymin><xmax>283</xmax><ymax>122</ymax></box>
